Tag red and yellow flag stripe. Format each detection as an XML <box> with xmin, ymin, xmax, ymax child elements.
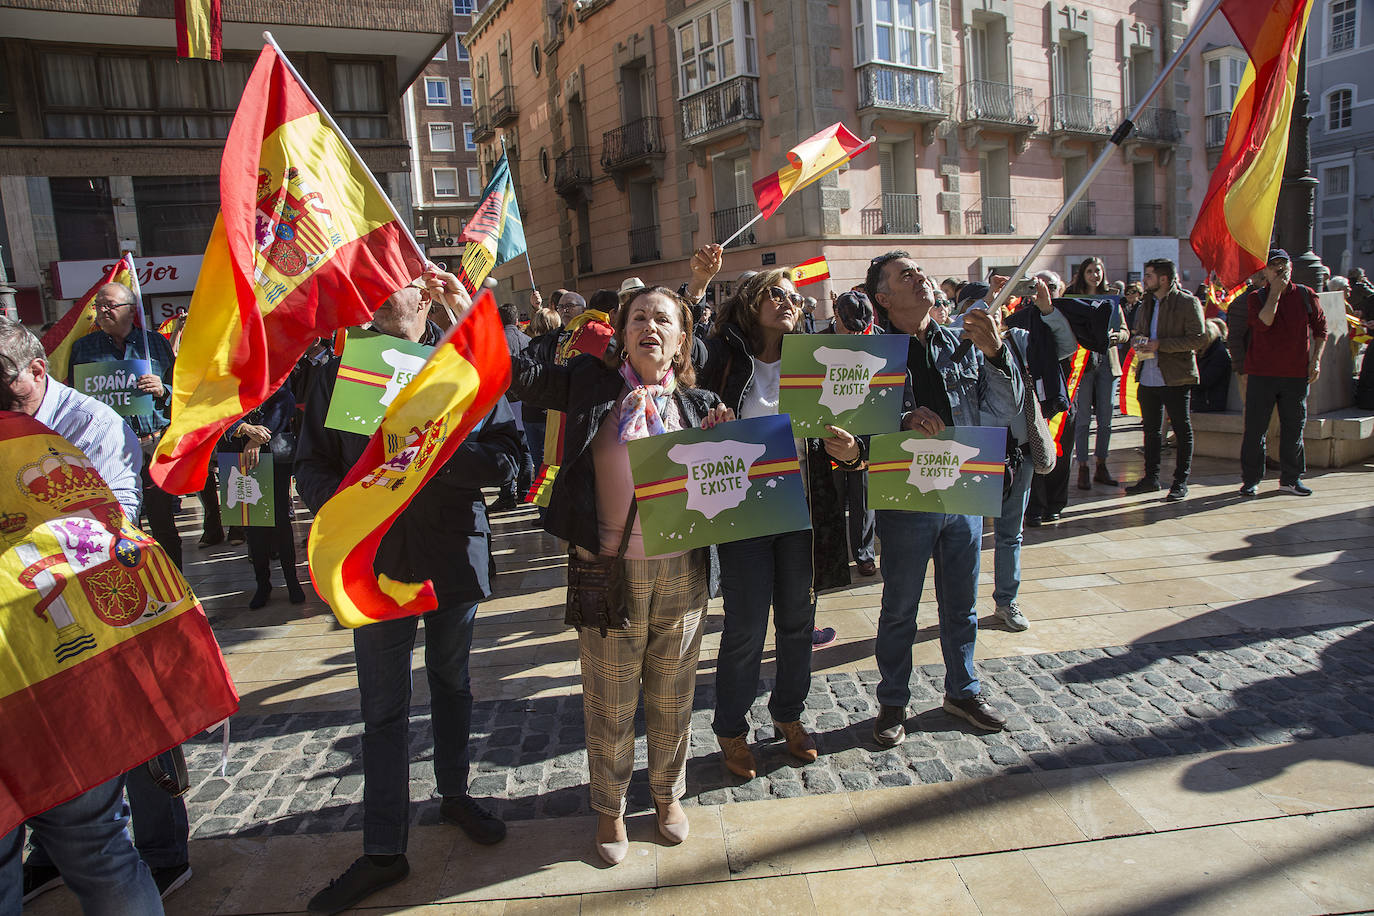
<box><xmin>779</xmin><ymin>371</ymin><xmax>904</xmax><ymax>390</ymax></box>
<box><xmin>633</xmin><ymin>456</ymin><xmax>801</xmax><ymax>502</ymax></box>
<box><xmin>792</xmin><ymin>256</ymin><xmax>831</xmax><ymax>287</ymax></box>
<box><xmin>175</xmin><ymin>0</ymin><xmax>222</xmax><ymax>60</ymax></box>
<box><xmin>1047</xmin><ymin>347</ymin><xmax>1090</xmax><ymax>457</ymax></box>
<box><xmin>869</xmin><ymin>458</ymin><xmax>1004</xmax><ymax>477</ymax></box>
<box><xmin>1118</xmin><ymin>348</ymin><xmax>1142</xmax><ymax>417</ymax></box>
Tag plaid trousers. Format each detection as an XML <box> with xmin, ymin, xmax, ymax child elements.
<box><xmin>579</xmin><ymin>550</ymin><xmax>708</xmax><ymax>816</ymax></box>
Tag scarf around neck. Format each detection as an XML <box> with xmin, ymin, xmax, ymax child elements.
<box><xmin>616</xmin><ymin>361</ymin><xmax>677</xmax><ymax>443</ymax></box>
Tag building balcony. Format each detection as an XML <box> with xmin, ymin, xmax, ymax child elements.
<box><xmin>1130</xmin><ymin>107</ymin><xmax>1180</xmax><ymax>144</ymax></box>
<box><xmin>491</xmin><ymin>86</ymin><xmax>518</xmax><ymax>127</ymax></box>
<box><xmin>629</xmin><ymin>226</ymin><xmax>660</xmax><ymax>264</ymax></box>
<box><xmin>1062</xmin><ymin>199</ymin><xmax>1096</xmax><ymax>236</ymax></box>
<box><xmin>601</xmin><ymin>117</ymin><xmax>663</xmax><ymax>172</ymax></box>
<box><xmin>1135</xmin><ymin>204</ymin><xmax>1163</xmax><ymax>236</ymax></box>
<box><xmin>576</xmin><ymin>240</ymin><xmax>592</xmax><ymax>274</ymax></box>
<box><xmin>1048</xmin><ymin>94</ymin><xmax>1113</xmax><ymax>137</ymax></box>
<box><xmin>860</xmin><ymin>192</ymin><xmax>921</xmax><ymax>235</ymax></box>
<box><xmin>965</xmin><ymin>197</ymin><xmax>1015</xmax><ymax>235</ymax></box>
<box><xmin>856</xmin><ymin>65</ymin><xmax>948</xmax><ymax>141</ymax></box>
<box><xmin>679</xmin><ymin>76</ymin><xmax>761</xmax><ymax>145</ymax></box>
<box><xmin>961</xmin><ymin>80</ymin><xmax>1037</xmax><ymax>128</ymax></box>
<box><xmin>472</xmin><ymin>105</ymin><xmax>494</xmax><ymax>143</ymax></box>
<box><xmin>712</xmin><ymin>204</ymin><xmax>756</xmax><ymax>249</ymax></box>
<box><xmin>1205</xmin><ymin>112</ymin><xmax>1230</xmax><ymax>151</ymax></box>
<box><xmin>553</xmin><ymin>146</ymin><xmax>593</xmax><ymax>197</ymax></box>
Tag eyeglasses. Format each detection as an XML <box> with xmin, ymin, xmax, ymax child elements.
<box><xmin>768</xmin><ymin>286</ymin><xmax>803</xmax><ymax>307</ymax></box>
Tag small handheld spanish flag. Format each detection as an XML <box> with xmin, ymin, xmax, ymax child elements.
<box><xmin>753</xmin><ymin>123</ymin><xmax>873</xmax><ymax>220</ymax></box>
<box><xmin>792</xmin><ymin>256</ymin><xmax>830</xmax><ymax>287</ymax></box>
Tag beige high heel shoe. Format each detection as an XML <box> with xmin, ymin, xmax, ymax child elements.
<box><xmin>655</xmin><ymin>800</ymin><xmax>689</xmax><ymax>844</ymax></box>
<box><xmin>595</xmin><ymin>812</ymin><xmax>628</xmax><ymax>865</ymax></box>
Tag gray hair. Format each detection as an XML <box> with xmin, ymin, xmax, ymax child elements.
<box><xmin>1033</xmin><ymin>269</ymin><xmax>1064</xmax><ymax>294</ymax></box>
<box><xmin>0</xmin><ymin>317</ymin><xmax>46</xmax><ymax>381</ymax></box>
<box><xmin>1328</xmin><ymin>276</ymin><xmax>1349</xmax><ymax>292</ymax></box>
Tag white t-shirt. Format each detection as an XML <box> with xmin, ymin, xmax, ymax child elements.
<box><xmin>739</xmin><ymin>357</ymin><xmax>781</xmax><ymax>419</ymax></box>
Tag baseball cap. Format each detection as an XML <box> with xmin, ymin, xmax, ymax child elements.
<box><xmin>833</xmin><ymin>290</ymin><xmax>874</xmax><ymax>332</ymax></box>
<box><xmin>1267</xmin><ymin>248</ymin><xmax>1291</xmax><ymax>264</ymax></box>
<box><xmin>956</xmin><ymin>281</ymin><xmax>991</xmax><ymax>307</ymax></box>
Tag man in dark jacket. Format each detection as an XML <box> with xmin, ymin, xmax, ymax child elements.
<box><xmin>297</xmin><ymin>279</ymin><xmax>521</xmax><ymax>914</ymax></box>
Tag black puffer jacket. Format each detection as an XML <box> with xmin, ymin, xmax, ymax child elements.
<box><xmin>693</xmin><ymin>323</ymin><xmax>854</xmax><ymax>593</ymax></box>
<box><xmin>509</xmin><ymin>351</ymin><xmax>722</xmax><ymax>554</ymax></box>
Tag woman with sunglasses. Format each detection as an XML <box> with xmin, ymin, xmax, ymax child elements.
<box><xmin>693</xmin><ymin>268</ymin><xmax>862</xmax><ymax>779</ymax></box>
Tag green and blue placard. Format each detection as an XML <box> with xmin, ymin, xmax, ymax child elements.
<box><xmin>627</xmin><ymin>414</ymin><xmax>811</xmax><ymax>555</ymax></box>
<box><xmin>218</xmin><ymin>452</ymin><xmax>275</xmax><ymax>528</ymax></box>
<box><xmin>324</xmin><ymin>330</ymin><xmax>434</xmax><ymax>436</ymax></box>
<box><xmin>72</xmin><ymin>359</ymin><xmax>154</xmax><ymax>418</ymax></box>
<box><xmin>868</xmin><ymin>426</ymin><xmax>1007</xmax><ymax>516</ymax></box>
<box><xmin>777</xmin><ymin>334</ymin><xmax>908</xmax><ymax>436</ymax></box>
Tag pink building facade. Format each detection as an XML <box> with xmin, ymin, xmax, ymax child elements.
<box><xmin>466</xmin><ymin>0</ymin><xmax>1193</xmax><ymax>313</ymax></box>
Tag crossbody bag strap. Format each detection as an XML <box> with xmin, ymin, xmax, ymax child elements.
<box><xmin>613</xmin><ymin>500</ymin><xmax>638</xmax><ymax>560</ymax></box>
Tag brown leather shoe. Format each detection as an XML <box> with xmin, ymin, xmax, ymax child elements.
<box><xmin>1077</xmin><ymin>464</ymin><xmax>1091</xmax><ymax>490</ymax></box>
<box><xmin>717</xmin><ymin>734</ymin><xmax>756</xmax><ymax>779</ymax></box>
<box><xmin>772</xmin><ymin>720</ymin><xmax>818</xmax><ymax>764</ymax></box>
<box><xmin>1094</xmin><ymin>460</ymin><xmax>1119</xmax><ymax>487</ymax></box>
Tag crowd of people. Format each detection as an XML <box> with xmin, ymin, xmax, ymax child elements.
<box><xmin>0</xmin><ymin>238</ymin><xmax>1344</xmax><ymax>914</ymax></box>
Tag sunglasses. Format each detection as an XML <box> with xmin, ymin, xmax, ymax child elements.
<box><xmin>768</xmin><ymin>286</ymin><xmax>803</xmax><ymax>307</ymax></box>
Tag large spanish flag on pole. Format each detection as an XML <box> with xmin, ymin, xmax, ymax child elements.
<box><xmin>454</xmin><ymin>152</ymin><xmax>528</xmax><ymax>295</ymax></box>
<box><xmin>1189</xmin><ymin>0</ymin><xmax>1314</xmax><ymax>287</ymax></box>
<box><xmin>753</xmin><ymin>123</ymin><xmax>873</xmax><ymax>220</ymax></box>
<box><xmin>308</xmin><ymin>290</ymin><xmax>510</xmax><ymax>628</ymax></box>
<box><xmin>175</xmin><ymin>0</ymin><xmax>222</xmax><ymax>60</ymax></box>
<box><xmin>152</xmin><ymin>39</ymin><xmax>426</xmax><ymax>495</ymax></box>
<box><xmin>40</xmin><ymin>256</ymin><xmax>138</xmax><ymax>383</ymax></box>
<box><xmin>1</xmin><ymin>413</ymin><xmax>238</xmax><ymax>835</ymax></box>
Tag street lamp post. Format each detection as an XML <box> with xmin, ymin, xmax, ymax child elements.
<box><xmin>1274</xmin><ymin>34</ymin><xmax>1330</xmax><ymax>290</ymax></box>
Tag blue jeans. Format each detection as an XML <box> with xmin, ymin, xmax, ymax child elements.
<box><xmin>353</xmin><ymin>600</ymin><xmax>478</xmax><ymax>855</ymax></box>
<box><xmin>1074</xmin><ymin>356</ymin><xmax>1116</xmax><ymax>464</ymax></box>
<box><xmin>712</xmin><ymin>529</ymin><xmax>816</xmax><ymax>737</ymax></box>
<box><xmin>1</xmin><ymin>776</ymin><xmax>163</xmax><ymax>916</ymax></box>
<box><xmin>874</xmin><ymin>510</ymin><xmax>981</xmax><ymax>705</ymax></box>
<box><xmin>993</xmin><ymin>450</ymin><xmax>1034</xmax><ymax>608</ymax></box>
<box><xmin>26</xmin><ymin>751</ymin><xmax>189</xmax><ymax>870</ymax></box>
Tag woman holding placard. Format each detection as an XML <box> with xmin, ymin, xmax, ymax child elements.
<box><xmin>694</xmin><ymin>268</ymin><xmax>861</xmax><ymax>782</ymax></box>
<box><xmin>509</xmin><ymin>286</ymin><xmax>731</xmax><ymax>865</ymax></box>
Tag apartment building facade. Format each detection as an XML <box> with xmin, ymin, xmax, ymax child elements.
<box><xmin>0</xmin><ymin>0</ymin><xmax>451</xmax><ymax>324</ymax></box>
<box><xmin>465</xmin><ymin>0</ymin><xmax>1188</xmax><ymax>310</ymax></box>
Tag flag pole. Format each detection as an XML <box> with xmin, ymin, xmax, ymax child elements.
<box><xmin>261</xmin><ymin>32</ymin><xmax>427</xmax><ymax>270</ymax></box>
<box><xmin>985</xmin><ymin>0</ymin><xmax>1226</xmax><ymax>315</ymax></box>
<box><xmin>499</xmin><ymin>135</ymin><xmax>539</xmax><ymax>294</ymax></box>
<box><xmin>718</xmin><ymin>135</ymin><xmax>876</xmax><ymax>248</ymax></box>
<box><xmin>122</xmin><ymin>251</ymin><xmax>153</xmax><ymax>358</ymax></box>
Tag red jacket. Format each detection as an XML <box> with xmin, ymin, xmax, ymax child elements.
<box><xmin>1244</xmin><ymin>283</ymin><xmax>1327</xmax><ymax>378</ymax></box>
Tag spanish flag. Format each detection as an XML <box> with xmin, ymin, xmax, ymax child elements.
<box><xmin>1118</xmin><ymin>349</ymin><xmax>1142</xmax><ymax>418</ymax></box>
<box><xmin>1047</xmin><ymin>348</ymin><xmax>1090</xmax><ymax>457</ymax></box>
<box><xmin>41</xmin><ymin>257</ymin><xmax>138</xmax><ymax>383</ymax></box>
<box><xmin>792</xmin><ymin>255</ymin><xmax>831</xmax><ymax>287</ymax></box>
<box><xmin>175</xmin><ymin>0</ymin><xmax>222</xmax><ymax>61</ymax></box>
<box><xmin>1</xmin><ymin>413</ymin><xmax>238</xmax><ymax>835</ymax></box>
<box><xmin>152</xmin><ymin>42</ymin><xmax>425</xmax><ymax>495</ymax></box>
<box><xmin>1189</xmin><ymin>0</ymin><xmax>1314</xmax><ymax>287</ymax></box>
<box><xmin>308</xmin><ymin>291</ymin><xmax>510</xmax><ymax>628</ymax></box>
<box><xmin>753</xmin><ymin>123</ymin><xmax>872</xmax><ymax>220</ymax></box>
<box><xmin>455</xmin><ymin>153</ymin><xmax>528</xmax><ymax>295</ymax></box>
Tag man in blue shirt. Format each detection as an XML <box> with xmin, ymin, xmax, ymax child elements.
<box><xmin>68</xmin><ymin>282</ymin><xmax>182</xmax><ymax>568</ymax></box>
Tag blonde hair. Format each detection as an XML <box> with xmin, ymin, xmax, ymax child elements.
<box><xmin>529</xmin><ymin>307</ymin><xmax>562</xmax><ymax>337</ymax></box>
<box><xmin>713</xmin><ymin>267</ymin><xmax>796</xmax><ymax>354</ymax></box>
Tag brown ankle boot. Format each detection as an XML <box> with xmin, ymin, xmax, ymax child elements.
<box><xmin>717</xmin><ymin>734</ymin><xmax>756</xmax><ymax>779</ymax></box>
<box><xmin>772</xmin><ymin>720</ymin><xmax>818</xmax><ymax>763</ymax></box>
<box><xmin>1077</xmin><ymin>464</ymin><xmax>1091</xmax><ymax>490</ymax></box>
<box><xmin>1094</xmin><ymin>460</ymin><xmax>1119</xmax><ymax>487</ymax></box>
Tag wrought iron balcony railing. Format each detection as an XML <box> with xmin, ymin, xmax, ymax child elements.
<box><xmin>961</xmin><ymin>80</ymin><xmax>1036</xmax><ymax>127</ymax></box>
<box><xmin>601</xmin><ymin>117</ymin><xmax>662</xmax><ymax>171</ymax></box>
<box><xmin>965</xmin><ymin>196</ymin><xmax>1015</xmax><ymax>235</ymax></box>
<box><xmin>1049</xmin><ymin>94</ymin><xmax>1112</xmax><ymax>135</ymax></box>
<box><xmin>1062</xmin><ymin>199</ymin><xmax>1096</xmax><ymax>236</ymax></box>
<box><xmin>491</xmin><ymin>85</ymin><xmax>518</xmax><ymax>126</ymax></box>
<box><xmin>553</xmin><ymin>146</ymin><xmax>593</xmax><ymax>195</ymax></box>
<box><xmin>860</xmin><ymin>192</ymin><xmax>921</xmax><ymax>235</ymax></box>
<box><xmin>1131</xmin><ymin>107</ymin><xmax>1180</xmax><ymax>143</ymax></box>
<box><xmin>629</xmin><ymin>226</ymin><xmax>660</xmax><ymax>264</ymax></box>
<box><xmin>712</xmin><ymin>204</ymin><xmax>756</xmax><ymax>249</ymax></box>
<box><xmin>1134</xmin><ymin>204</ymin><xmax>1163</xmax><ymax>237</ymax></box>
<box><xmin>680</xmin><ymin>76</ymin><xmax>761</xmax><ymax>142</ymax></box>
<box><xmin>857</xmin><ymin>65</ymin><xmax>947</xmax><ymax>117</ymax></box>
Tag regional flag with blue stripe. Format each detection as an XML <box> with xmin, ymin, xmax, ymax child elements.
<box><xmin>455</xmin><ymin>153</ymin><xmax>527</xmax><ymax>294</ymax></box>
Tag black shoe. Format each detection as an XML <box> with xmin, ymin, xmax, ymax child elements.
<box><xmin>489</xmin><ymin>496</ymin><xmax>518</xmax><ymax>513</ymax></box>
<box><xmin>286</xmin><ymin>581</ymin><xmax>307</xmax><ymax>604</ymax></box>
<box><xmin>1124</xmin><ymin>478</ymin><xmax>1161</xmax><ymax>495</ymax></box>
<box><xmin>1279</xmin><ymin>481</ymin><xmax>1313</xmax><ymax>497</ymax></box>
<box><xmin>1166</xmin><ymin>481</ymin><xmax>1188</xmax><ymax>502</ymax></box>
<box><xmin>151</xmin><ymin>863</ymin><xmax>192</xmax><ymax>899</ymax></box>
<box><xmin>22</xmin><ymin>863</ymin><xmax>63</xmax><ymax>903</ymax></box>
<box><xmin>308</xmin><ymin>855</ymin><xmax>409</xmax><ymax>915</ymax></box>
<box><xmin>249</xmin><ymin>584</ymin><xmax>272</xmax><ymax>609</ymax></box>
<box><xmin>227</xmin><ymin>526</ymin><xmax>246</xmax><ymax>546</ymax></box>
<box><xmin>197</xmin><ymin>531</ymin><xmax>224</xmax><ymax>549</ymax></box>
<box><xmin>440</xmin><ymin>794</ymin><xmax>507</xmax><ymax>845</ymax></box>
<box><xmin>943</xmin><ymin>694</ymin><xmax>1007</xmax><ymax>732</ymax></box>
<box><xmin>811</xmin><ymin>626</ymin><xmax>837</xmax><ymax>649</ymax></box>
<box><xmin>1238</xmin><ymin>483</ymin><xmax>1259</xmax><ymax>497</ymax></box>
<box><xmin>873</xmin><ymin>704</ymin><xmax>907</xmax><ymax>748</ymax></box>
<box><xmin>1094</xmin><ymin>462</ymin><xmax>1119</xmax><ymax>487</ymax></box>
<box><xmin>1024</xmin><ymin>515</ymin><xmax>1043</xmax><ymax>528</ymax></box>
<box><xmin>1043</xmin><ymin>511</ymin><xmax>1061</xmax><ymax>523</ymax></box>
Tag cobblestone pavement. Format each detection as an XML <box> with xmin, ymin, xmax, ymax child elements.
<box><xmin>182</xmin><ymin>621</ymin><xmax>1374</xmax><ymax>840</ymax></box>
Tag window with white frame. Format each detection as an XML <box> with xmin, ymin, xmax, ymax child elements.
<box><xmin>467</xmin><ymin>167</ymin><xmax>483</xmax><ymax>196</ymax></box>
<box><xmin>429</xmin><ymin>122</ymin><xmax>455</xmax><ymax>151</ymax></box>
<box><xmin>674</xmin><ymin>0</ymin><xmax>757</xmax><ymax>97</ymax></box>
<box><xmin>459</xmin><ymin>77</ymin><xmax>473</xmax><ymax>106</ymax></box>
<box><xmin>1321</xmin><ymin>163</ymin><xmax>1351</xmax><ymax>218</ymax></box>
<box><xmin>453</xmin><ymin>0</ymin><xmax>475</xmax><ymax>15</ymax></box>
<box><xmin>1204</xmin><ymin>51</ymin><xmax>1246</xmax><ymax>115</ymax></box>
<box><xmin>434</xmin><ymin>41</ymin><xmax>448</xmax><ymax>62</ymax></box>
<box><xmin>456</xmin><ymin>34</ymin><xmax>470</xmax><ymax>61</ymax></box>
<box><xmin>425</xmin><ymin>77</ymin><xmax>450</xmax><ymax>106</ymax></box>
<box><xmin>1330</xmin><ymin>0</ymin><xmax>1357</xmax><ymax>53</ymax></box>
<box><xmin>1327</xmin><ymin>87</ymin><xmax>1353</xmax><ymax>130</ymax></box>
<box><xmin>854</xmin><ymin>0</ymin><xmax>939</xmax><ymax>70</ymax></box>
<box><xmin>433</xmin><ymin>168</ymin><xmax>458</xmax><ymax>197</ymax></box>
<box><xmin>463</xmin><ymin>122</ymin><xmax>475</xmax><ymax>150</ymax></box>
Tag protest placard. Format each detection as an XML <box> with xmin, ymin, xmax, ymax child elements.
<box><xmin>72</xmin><ymin>359</ymin><xmax>154</xmax><ymax>419</ymax></box>
<box><xmin>867</xmin><ymin>426</ymin><xmax>1007</xmax><ymax>516</ymax></box>
<box><xmin>627</xmin><ymin>415</ymin><xmax>810</xmax><ymax>555</ymax></box>
<box><xmin>777</xmin><ymin>334</ymin><xmax>907</xmax><ymax>436</ymax></box>
<box><xmin>218</xmin><ymin>452</ymin><xmax>275</xmax><ymax>527</ymax></box>
<box><xmin>325</xmin><ymin>330</ymin><xmax>434</xmax><ymax>436</ymax></box>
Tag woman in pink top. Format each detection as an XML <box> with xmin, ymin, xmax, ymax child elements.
<box><xmin>509</xmin><ymin>286</ymin><xmax>731</xmax><ymax>865</ymax></box>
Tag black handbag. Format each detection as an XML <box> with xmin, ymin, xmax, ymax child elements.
<box><xmin>565</xmin><ymin>502</ymin><xmax>637</xmax><ymax>636</ymax></box>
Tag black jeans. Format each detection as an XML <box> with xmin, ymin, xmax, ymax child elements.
<box><xmin>1242</xmin><ymin>375</ymin><xmax>1308</xmax><ymax>486</ymax></box>
<box><xmin>1028</xmin><ymin>408</ymin><xmax>1074</xmax><ymax>518</ymax></box>
<box><xmin>247</xmin><ymin>461</ymin><xmax>300</xmax><ymax>588</ymax></box>
<box><xmin>140</xmin><ymin>455</ymin><xmax>183</xmax><ymax>570</ymax></box>
<box><xmin>1138</xmin><ymin>385</ymin><xmax>1193</xmax><ymax>484</ymax></box>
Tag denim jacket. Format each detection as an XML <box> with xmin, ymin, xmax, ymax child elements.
<box><xmin>899</xmin><ymin>322</ymin><xmax>1024</xmax><ymax>429</ymax></box>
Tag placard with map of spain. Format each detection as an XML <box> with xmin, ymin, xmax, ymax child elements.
<box><xmin>777</xmin><ymin>334</ymin><xmax>908</xmax><ymax>436</ymax></box>
<box><xmin>626</xmin><ymin>415</ymin><xmax>811</xmax><ymax>556</ymax></box>
<box><xmin>325</xmin><ymin>330</ymin><xmax>434</xmax><ymax>436</ymax></box>
<box><xmin>867</xmin><ymin>426</ymin><xmax>1007</xmax><ymax>516</ymax></box>
<box><xmin>217</xmin><ymin>452</ymin><xmax>275</xmax><ymax>527</ymax></box>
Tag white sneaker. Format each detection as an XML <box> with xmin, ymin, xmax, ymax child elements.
<box><xmin>995</xmin><ymin>603</ymin><xmax>1029</xmax><ymax>631</ymax></box>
